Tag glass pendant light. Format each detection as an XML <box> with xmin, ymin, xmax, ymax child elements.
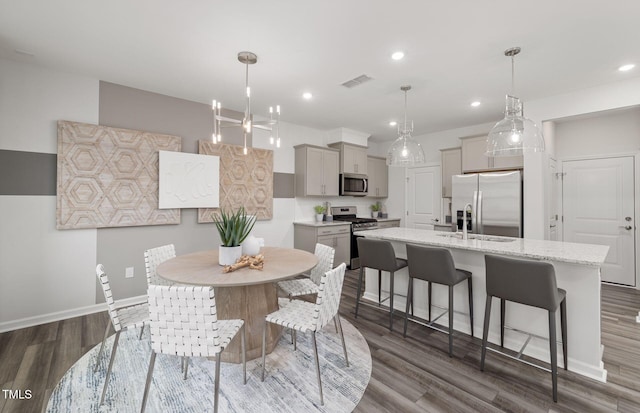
<box><xmin>486</xmin><ymin>47</ymin><xmax>545</xmax><ymax>157</ymax></box>
<box><xmin>386</xmin><ymin>85</ymin><xmax>425</xmax><ymax>167</ymax></box>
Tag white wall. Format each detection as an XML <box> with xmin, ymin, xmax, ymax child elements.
<box><xmin>0</xmin><ymin>58</ymin><xmax>99</xmax><ymax>328</ymax></box>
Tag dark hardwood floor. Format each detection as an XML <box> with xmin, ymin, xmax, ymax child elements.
<box><xmin>2</xmin><ymin>270</ymin><xmax>640</xmax><ymax>412</ymax></box>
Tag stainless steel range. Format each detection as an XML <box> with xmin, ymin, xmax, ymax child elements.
<box><xmin>331</xmin><ymin>206</ymin><xmax>378</xmax><ymax>269</ymax></box>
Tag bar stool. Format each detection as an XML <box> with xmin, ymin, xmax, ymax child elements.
<box><xmin>355</xmin><ymin>237</ymin><xmax>407</xmax><ymax>331</ymax></box>
<box><xmin>481</xmin><ymin>254</ymin><xmax>567</xmax><ymax>402</ymax></box>
<box><xmin>402</xmin><ymin>244</ymin><xmax>473</xmax><ymax>357</ymax></box>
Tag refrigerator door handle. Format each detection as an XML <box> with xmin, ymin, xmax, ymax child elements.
<box><xmin>477</xmin><ymin>190</ymin><xmax>483</xmax><ymax>234</ymax></box>
<box><xmin>472</xmin><ymin>190</ymin><xmax>478</xmax><ymax>234</ymax></box>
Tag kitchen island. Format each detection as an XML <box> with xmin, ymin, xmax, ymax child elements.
<box><xmin>357</xmin><ymin>227</ymin><xmax>609</xmax><ymax>382</ymax></box>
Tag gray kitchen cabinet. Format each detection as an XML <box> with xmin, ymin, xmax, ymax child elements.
<box><xmin>461</xmin><ymin>135</ymin><xmax>523</xmax><ymax>173</ymax></box>
<box><xmin>295</xmin><ymin>145</ymin><xmax>340</xmax><ymax>196</ymax></box>
<box><xmin>294</xmin><ymin>223</ymin><xmax>351</xmax><ymax>268</ymax></box>
<box><xmin>329</xmin><ymin>142</ymin><xmax>368</xmax><ymax>174</ymax></box>
<box><xmin>440</xmin><ymin>147</ymin><xmax>461</xmax><ymax>198</ymax></box>
<box><xmin>367</xmin><ymin>156</ymin><xmax>388</xmax><ymax>198</ymax></box>
<box><xmin>376</xmin><ymin>219</ymin><xmax>400</xmax><ymax>229</ymax></box>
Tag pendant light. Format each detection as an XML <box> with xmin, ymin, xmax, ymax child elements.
<box><xmin>386</xmin><ymin>85</ymin><xmax>425</xmax><ymax>167</ymax></box>
<box><xmin>212</xmin><ymin>51</ymin><xmax>281</xmax><ymax>154</ymax></box>
<box><xmin>486</xmin><ymin>47</ymin><xmax>545</xmax><ymax>157</ymax></box>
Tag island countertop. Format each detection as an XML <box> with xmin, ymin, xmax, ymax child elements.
<box><xmin>356</xmin><ymin>227</ymin><xmax>609</xmax><ymax>267</ymax></box>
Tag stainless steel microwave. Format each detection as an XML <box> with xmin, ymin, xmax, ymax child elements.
<box><xmin>340</xmin><ymin>173</ymin><xmax>368</xmax><ymax>196</ymax></box>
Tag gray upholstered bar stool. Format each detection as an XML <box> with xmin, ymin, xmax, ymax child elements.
<box><xmin>481</xmin><ymin>254</ymin><xmax>567</xmax><ymax>402</ymax></box>
<box><xmin>402</xmin><ymin>244</ymin><xmax>473</xmax><ymax>357</ymax></box>
<box><xmin>355</xmin><ymin>237</ymin><xmax>407</xmax><ymax>331</ymax></box>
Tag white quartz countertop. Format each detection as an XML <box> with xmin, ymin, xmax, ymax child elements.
<box><xmin>357</xmin><ymin>227</ymin><xmax>609</xmax><ymax>267</ymax></box>
<box><xmin>293</xmin><ymin>221</ymin><xmax>351</xmax><ymax>227</ymax></box>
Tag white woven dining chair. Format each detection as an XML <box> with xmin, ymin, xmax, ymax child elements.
<box><xmin>140</xmin><ymin>285</ymin><xmax>246</xmax><ymax>413</ymax></box>
<box><xmin>95</xmin><ymin>264</ymin><xmax>149</xmax><ymax>406</ymax></box>
<box><xmin>144</xmin><ymin>244</ymin><xmax>177</xmax><ymax>286</ymax></box>
<box><xmin>261</xmin><ymin>263</ymin><xmax>348</xmax><ymax>406</ymax></box>
<box><xmin>277</xmin><ymin>243</ymin><xmax>335</xmax><ymax>300</ymax></box>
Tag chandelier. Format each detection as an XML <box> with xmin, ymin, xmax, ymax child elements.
<box><xmin>212</xmin><ymin>51</ymin><xmax>281</xmax><ymax>154</ymax></box>
<box><xmin>486</xmin><ymin>47</ymin><xmax>545</xmax><ymax>157</ymax></box>
<box><xmin>386</xmin><ymin>85</ymin><xmax>425</xmax><ymax>167</ymax></box>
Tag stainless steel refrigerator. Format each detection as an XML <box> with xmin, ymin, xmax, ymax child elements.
<box><xmin>451</xmin><ymin>170</ymin><xmax>522</xmax><ymax>237</ymax></box>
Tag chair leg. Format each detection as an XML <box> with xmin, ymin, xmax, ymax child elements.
<box><xmin>214</xmin><ymin>352</ymin><xmax>222</xmax><ymax>413</ymax></box>
<box><xmin>335</xmin><ymin>315</ymin><xmax>349</xmax><ymax>367</ymax></box>
<box><xmin>139</xmin><ymin>352</ymin><xmax>156</xmax><ymax>413</ymax></box>
<box><xmin>480</xmin><ymin>295</ymin><xmax>492</xmax><ymax>371</ymax></box>
<box><xmin>355</xmin><ymin>266</ymin><xmax>365</xmax><ymax>318</ymax></box>
<box><xmin>549</xmin><ymin>310</ymin><xmax>558</xmax><ymax>402</ymax></box>
<box><xmin>138</xmin><ymin>325</ymin><xmax>145</xmax><ymax>340</ymax></box>
<box><xmin>261</xmin><ymin>320</ymin><xmax>268</xmax><ymax>382</ymax></box>
<box><xmin>378</xmin><ymin>270</ymin><xmax>382</xmax><ymax>305</ymax></box>
<box><xmin>100</xmin><ymin>330</ymin><xmax>121</xmax><ymax>405</ymax></box>
<box><xmin>241</xmin><ymin>324</ymin><xmax>247</xmax><ymax>384</ymax></box>
<box><xmin>448</xmin><ymin>285</ymin><xmax>454</xmax><ymax>358</ymax></box>
<box><xmin>467</xmin><ymin>277</ymin><xmax>474</xmax><ymax>338</ymax></box>
<box><xmin>389</xmin><ymin>271</ymin><xmax>395</xmax><ymax>331</ymax></box>
<box><xmin>500</xmin><ymin>298</ymin><xmax>506</xmax><ymax>347</ymax></box>
<box><xmin>403</xmin><ymin>276</ymin><xmax>413</xmax><ymax>338</ymax></box>
<box><xmin>293</xmin><ymin>330</ymin><xmax>297</xmax><ymax>351</ymax></box>
<box><xmin>311</xmin><ymin>332</ymin><xmax>324</xmax><ymax>406</ymax></box>
<box><xmin>183</xmin><ymin>357</ymin><xmax>189</xmax><ymax>380</ymax></box>
<box><xmin>94</xmin><ymin>322</ymin><xmax>111</xmax><ymax>372</ymax></box>
<box><xmin>428</xmin><ymin>281</ymin><xmax>432</xmax><ymax>322</ymax></box>
<box><xmin>333</xmin><ymin>316</ymin><xmax>339</xmax><ymax>334</ymax></box>
<box><xmin>561</xmin><ymin>298</ymin><xmax>568</xmax><ymax>371</ymax></box>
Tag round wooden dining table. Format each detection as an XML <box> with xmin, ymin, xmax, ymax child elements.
<box><xmin>156</xmin><ymin>246</ymin><xmax>318</xmax><ymax>363</ymax></box>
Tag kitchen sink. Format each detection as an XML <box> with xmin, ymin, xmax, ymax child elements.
<box><xmin>436</xmin><ymin>233</ymin><xmax>516</xmax><ymax>243</ymax></box>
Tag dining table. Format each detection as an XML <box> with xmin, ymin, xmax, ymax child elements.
<box><xmin>156</xmin><ymin>246</ymin><xmax>318</xmax><ymax>363</ymax></box>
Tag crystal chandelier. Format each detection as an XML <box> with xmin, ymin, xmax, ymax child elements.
<box><xmin>486</xmin><ymin>47</ymin><xmax>545</xmax><ymax>157</ymax></box>
<box><xmin>212</xmin><ymin>51</ymin><xmax>281</xmax><ymax>154</ymax></box>
<box><xmin>386</xmin><ymin>85</ymin><xmax>425</xmax><ymax>167</ymax></box>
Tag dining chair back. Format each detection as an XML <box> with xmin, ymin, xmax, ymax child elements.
<box><xmin>144</xmin><ymin>244</ymin><xmax>176</xmax><ymax>286</ymax></box>
<box><xmin>277</xmin><ymin>243</ymin><xmax>335</xmax><ymax>299</ymax></box>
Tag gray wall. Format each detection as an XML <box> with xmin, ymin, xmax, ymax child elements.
<box><xmin>96</xmin><ymin>82</ymin><xmax>250</xmax><ymax>302</ymax></box>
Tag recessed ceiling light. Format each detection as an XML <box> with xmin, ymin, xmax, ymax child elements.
<box><xmin>302</xmin><ymin>92</ymin><xmax>313</xmax><ymax>100</ymax></box>
<box><xmin>471</xmin><ymin>101</ymin><xmax>481</xmax><ymax>107</ymax></box>
<box><xmin>391</xmin><ymin>51</ymin><xmax>405</xmax><ymax>61</ymax></box>
<box><xmin>619</xmin><ymin>64</ymin><xmax>635</xmax><ymax>72</ymax></box>
<box><xmin>389</xmin><ymin>121</ymin><xmax>397</xmax><ymax>127</ymax></box>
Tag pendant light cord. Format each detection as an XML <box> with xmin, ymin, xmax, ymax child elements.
<box><xmin>511</xmin><ymin>54</ymin><xmax>516</xmax><ymax>96</ymax></box>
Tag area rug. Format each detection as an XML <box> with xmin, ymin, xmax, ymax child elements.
<box><xmin>46</xmin><ymin>318</ymin><xmax>371</xmax><ymax>412</ymax></box>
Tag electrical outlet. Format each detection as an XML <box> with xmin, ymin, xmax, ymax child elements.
<box><xmin>125</xmin><ymin>267</ymin><xmax>134</xmax><ymax>278</ymax></box>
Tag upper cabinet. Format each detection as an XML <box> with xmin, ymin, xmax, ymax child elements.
<box><xmin>328</xmin><ymin>142</ymin><xmax>368</xmax><ymax>174</ymax></box>
<box><xmin>294</xmin><ymin>145</ymin><xmax>340</xmax><ymax>197</ymax></box>
<box><xmin>461</xmin><ymin>135</ymin><xmax>523</xmax><ymax>173</ymax></box>
<box><xmin>440</xmin><ymin>147</ymin><xmax>461</xmax><ymax>198</ymax></box>
<box><xmin>367</xmin><ymin>156</ymin><xmax>388</xmax><ymax>198</ymax></box>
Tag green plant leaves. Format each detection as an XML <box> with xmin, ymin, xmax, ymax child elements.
<box><xmin>212</xmin><ymin>207</ymin><xmax>256</xmax><ymax>247</ymax></box>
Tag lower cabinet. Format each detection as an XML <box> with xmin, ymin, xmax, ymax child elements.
<box><xmin>294</xmin><ymin>223</ymin><xmax>351</xmax><ymax>269</ymax></box>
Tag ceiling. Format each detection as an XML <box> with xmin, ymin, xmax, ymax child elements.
<box><xmin>1</xmin><ymin>0</ymin><xmax>639</xmax><ymax>142</ymax></box>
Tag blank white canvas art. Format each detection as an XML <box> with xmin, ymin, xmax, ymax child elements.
<box><xmin>158</xmin><ymin>151</ymin><xmax>220</xmax><ymax>209</ymax></box>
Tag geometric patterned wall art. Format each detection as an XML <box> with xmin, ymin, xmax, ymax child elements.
<box><xmin>56</xmin><ymin>120</ymin><xmax>182</xmax><ymax>229</ymax></box>
<box><xmin>198</xmin><ymin>141</ymin><xmax>273</xmax><ymax>222</ymax></box>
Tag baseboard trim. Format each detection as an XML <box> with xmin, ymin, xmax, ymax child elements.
<box><xmin>0</xmin><ymin>295</ymin><xmax>147</xmax><ymax>333</ymax></box>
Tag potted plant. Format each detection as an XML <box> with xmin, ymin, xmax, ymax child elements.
<box><xmin>314</xmin><ymin>205</ymin><xmax>326</xmax><ymax>222</ymax></box>
<box><xmin>370</xmin><ymin>203</ymin><xmax>380</xmax><ymax>218</ymax></box>
<box><xmin>212</xmin><ymin>207</ymin><xmax>256</xmax><ymax>265</ymax></box>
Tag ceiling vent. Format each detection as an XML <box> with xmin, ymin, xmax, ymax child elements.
<box><xmin>341</xmin><ymin>74</ymin><xmax>373</xmax><ymax>88</ymax></box>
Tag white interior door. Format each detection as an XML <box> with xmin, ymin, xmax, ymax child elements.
<box><xmin>562</xmin><ymin>156</ymin><xmax>636</xmax><ymax>285</ymax></box>
<box><xmin>406</xmin><ymin>166</ymin><xmax>441</xmax><ymax>229</ymax></box>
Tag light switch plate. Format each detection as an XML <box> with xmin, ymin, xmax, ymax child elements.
<box><xmin>125</xmin><ymin>267</ymin><xmax>134</xmax><ymax>278</ymax></box>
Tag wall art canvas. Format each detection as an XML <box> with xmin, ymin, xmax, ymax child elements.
<box><xmin>158</xmin><ymin>150</ymin><xmax>220</xmax><ymax>209</ymax></box>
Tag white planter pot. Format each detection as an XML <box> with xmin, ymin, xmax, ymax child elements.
<box><xmin>371</xmin><ymin>211</ymin><xmax>379</xmax><ymax>218</ymax></box>
<box><xmin>218</xmin><ymin>245</ymin><xmax>242</xmax><ymax>266</ymax></box>
<box><xmin>316</xmin><ymin>214</ymin><xmax>324</xmax><ymax>222</ymax></box>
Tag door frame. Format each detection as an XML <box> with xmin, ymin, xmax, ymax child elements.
<box><xmin>405</xmin><ymin>162</ymin><xmax>441</xmax><ymax>228</ymax></box>
<box><xmin>559</xmin><ymin>151</ymin><xmax>639</xmax><ymax>288</ymax></box>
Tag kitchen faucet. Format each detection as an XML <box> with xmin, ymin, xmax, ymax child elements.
<box><xmin>462</xmin><ymin>203</ymin><xmax>472</xmax><ymax>240</ymax></box>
